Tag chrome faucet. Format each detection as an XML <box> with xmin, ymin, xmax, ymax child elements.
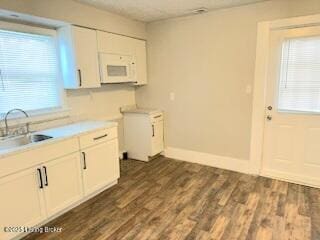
<box><xmin>3</xmin><ymin>109</ymin><xmax>30</xmax><ymax>137</ymax></box>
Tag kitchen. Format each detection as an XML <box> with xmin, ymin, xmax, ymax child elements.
<box><xmin>1</xmin><ymin>0</ymin><xmax>320</xmax><ymax>239</ymax></box>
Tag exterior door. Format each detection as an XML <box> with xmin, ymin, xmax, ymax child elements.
<box><xmin>262</xmin><ymin>26</ymin><xmax>320</xmax><ymax>187</ymax></box>
<box><xmin>42</xmin><ymin>153</ymin><xmax>83</xmax><ymax>217</ymax></box>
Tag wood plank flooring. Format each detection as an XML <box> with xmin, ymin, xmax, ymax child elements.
<box><xmin>23</xmin><ymin>157</ymin><xmax>320</xmax><ymax>240</ymax></box>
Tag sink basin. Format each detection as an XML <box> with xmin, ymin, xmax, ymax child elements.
<box><xmin>29</xmin><ymin>134</ymin><xmax>53</xmax><ymax>142</ymax></box>
<box><xmin>0</xmin><ymin>134</ymin><xmax>53</xmax><ymax>151</ymax></box>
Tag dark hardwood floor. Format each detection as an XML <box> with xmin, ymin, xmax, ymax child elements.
<box><xmin>23</xmin><ymin>157</ymin><xmax>320</xmax><ymax>240</ymax></box>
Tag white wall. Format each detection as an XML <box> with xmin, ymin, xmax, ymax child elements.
<box><xmin>135</xmin><ymin>0</ymin><xmax>320</xmax><ymax>162</ymax></box>
<box><xmin>0</xmin><ymin>0</ymin><xmax>146</xmax><ymax>150</ymax></box>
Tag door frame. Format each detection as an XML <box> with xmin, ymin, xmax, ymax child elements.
<box><xmin>250</xmin><ymin>13</ymin><xmax>320</xmax><ymax>176</ymax></box>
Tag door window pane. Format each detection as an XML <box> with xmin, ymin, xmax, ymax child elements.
<box><xmin>278</xmin><ymin>36</ymin><xmax>320</xmax><ymax>113</ymax></box>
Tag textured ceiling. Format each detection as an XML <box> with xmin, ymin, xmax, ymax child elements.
<box><xmin>76</xmin><ymin>0</ymin><xmax>269</xmax><ymax>22</ymax></box>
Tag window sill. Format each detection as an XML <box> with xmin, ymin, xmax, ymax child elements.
<box><xmin>0</xmin><ymin>108</ymin><xmax>71</xmax><ymax>129</ymax></box>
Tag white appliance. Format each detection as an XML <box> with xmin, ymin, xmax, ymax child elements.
<box><xmin>99</xmin><ymin>53</ymin><xmax>136</xmax><ymax>83</ymax></box>
<box><xmin>123</xmin><ymin>108</ymin><xmax>164</xmax><ymax>161</ymax></box>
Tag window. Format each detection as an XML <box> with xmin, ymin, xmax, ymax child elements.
<box><xmin>0</xmin><ymin>25</ymin><xmax>63</xmax><ymax>116</ymax></box>
<box><xmin>278</xmin><ymin>36</ymin><xmax>320</xmax><ymax>113</ymax></box>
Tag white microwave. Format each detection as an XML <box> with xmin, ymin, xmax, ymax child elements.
<box><xmin>99</xmin><ymin>53</ymin><xmax>136</xmax><ymax>83</ymax></box>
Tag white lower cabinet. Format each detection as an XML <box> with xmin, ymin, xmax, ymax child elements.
<box><xmin>123</xmin><ymin>110</ymin><xmax>164</xmax><ymax>161</ymax></box>
<box><xmin>82</xmin><ymin>139</ymin><xmax>120</xmax><ymax>196</ymax></box>
<box><xmin>42</xmin><ymin>153</ymin><xmax>83</xmax><ymax>217</ymax></box>
<box><xmin>0</xmin><ymin>167</ymin><xmax>46</xmax><ymax>240</ymax></box>
<box><xmin>151</xmin><ymin>120</ymin><xmax>164</xmax><ymax>156</ymax></box>
<box><xmin>0</xmin><ymin>153</ymin><xmax>82</xmax><ymax>240</ymax></box>
<box><xmin>0</xmin><ymin>126</ymin><xmax>120</xmax><ymax>240</ymax></box>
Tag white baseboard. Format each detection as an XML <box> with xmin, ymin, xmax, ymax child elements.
<box><xmin>164</xmin><ymin>147</ymin><xmax>252</xmax><ymax>175</ymax></box>
<box><xmin>164</xmin><ymin>147</ymin><xmax>320</xmax><ymax>188</ymax></box>
<box><xmin>261</xmin><ymin>169</ymin><xmax>320</xmax><ymax>188</ymax></box>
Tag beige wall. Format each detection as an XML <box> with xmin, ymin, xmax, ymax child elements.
<box><xmin>0</xmin><ymin>0</ymin><xmax>146</xmax><ymax>38</ymax></box>
<box><xmin>0</xmin><ymin>0</ymin><xmax>146</xmax><ymax>122</ymax></box>
<box><xmin>136</xmin><ymin>0</ymin><xmax>320</xmax><ymax>160</ymax></box>
<box><xmin>0</xmin><ymin>0</ymin><xmax>146</xmax><ymax>150</ymax></box>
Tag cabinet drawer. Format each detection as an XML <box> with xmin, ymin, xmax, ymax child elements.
<box><xmin>79</xmin><ymin>127</ymin><xmax>117</xmax><ymax>149</ymax></box>
<box><xmin>0</xmin><ymin>138</ymin><xmax>79</xmax><ymax>179</ymax></box>
<box><xmin>150</xmin><ymin>113</ymin><xmax>163</xmax><ymax>123</ymax></box>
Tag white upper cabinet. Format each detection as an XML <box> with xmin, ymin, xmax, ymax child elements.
<box><xmin>97</xmin><ymin>31</ymin><xmax>134</xmax><ymax>55</ymax></box>
<box><xmin>133</xmin><ymin>39</ymin><xmax>147</xmax><ymax>86</ymax></box>
<box><xmin>97</xmin><ymin>31</ymin><xmax>147</xmax><ymax>85</ymax></box>
<box><xmin>58</xmin><ymin>25</ymin><xmax>100</xmax><ymax>89</ymax></box>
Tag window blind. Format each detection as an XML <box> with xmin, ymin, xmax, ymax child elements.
<box><xmin>0</xmin><ymin>29</ymin><xmax>61</xmax><ymax>115</ymax></box>
<box><xmin>278</xmin><ymin>36</ymin><xmax>320</xmax><ymax>113</ymax></box>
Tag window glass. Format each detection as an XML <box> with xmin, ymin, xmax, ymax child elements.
<box><xmin>0</xmin><ymin>29</ymin><xmax>61</xmax><ymax>115</ymax></box>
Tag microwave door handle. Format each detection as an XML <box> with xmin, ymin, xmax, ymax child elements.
<box><xmin>130</xmin><ymin>61</ymin><xmax>136</xmax><ymax>82</ymax></box>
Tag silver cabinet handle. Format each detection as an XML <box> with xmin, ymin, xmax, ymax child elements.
<box><xmin>152</xmin><ymin>125</ymin><xmax>155</xmax><ymax>137</ymax></box>
<box><xmin>93</xmin><ymin>134</ymin><xmax>108</xmax><ymax>141</ymax></box>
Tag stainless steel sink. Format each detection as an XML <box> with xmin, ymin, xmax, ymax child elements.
<box><xmin>29</xmin><ymin>134</ymin><xmax>53</xmax><ymax>143</ymax></box>
<box><xmin>0</xmin><ymin>134</ymin><xmax>53</xmax><ymax>151</ymax></box>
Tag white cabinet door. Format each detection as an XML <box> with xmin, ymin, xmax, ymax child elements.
<box><xmin>73</xmin><ymin>26</ymin><xmax>100</xmax><ymax>88</ymax></box>
<box><xmin>59</xmin><ymin>25</ymin><xmax>100</xmax><ymax>89</ymax></box>
<box><xmin>0</xmin><ymin>167</ymin><xmax>46</xmax><ymax>240</ymax></box>
<box><xmin>42</xmin><ymin>153</ymin><xmax>83</xmax><ymax>217</ymax></box>
<box><xmin>151</xmin><ymin>121</ymin><xmax>164</xmax><ymax>156</ymax></box>
<box><xmin>82</xmin><ymin>139</ymin><xmax>120</xmax><ymax>196</ymax></box>
<box><xmin>133</xmin><ymin>39</ymin><xmax>147</xmax><ymax>85</ymax></box>
<box><xmin>97</xmin><ymin>31</ymin><xmax>134</xmax><ymax>55</ymax></box>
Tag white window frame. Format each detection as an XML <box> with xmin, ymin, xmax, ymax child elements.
<box><xmin>0</xmin><ymin>21</ymin><xmax>69</xmax><ymax>125</ymax></box>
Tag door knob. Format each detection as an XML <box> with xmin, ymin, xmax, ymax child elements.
<box><xmin>267</xmin><ymin>106</ymin><xmax>273</xmax><ymax>110</ymax></box>
<box><xmin>266</xmin><ymin>115</ymin><xmax>272</xmax><ymax>121</ymax></box>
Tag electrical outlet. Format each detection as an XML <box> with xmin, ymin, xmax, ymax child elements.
<box><xmin>169</xmin><ymin>92</ymin><xmax>175</xmax><ymax>101</ymax></box>
<box><xmin>245</xmin><ymin>85</ymin><xmax>252</xmax><ymax>95</ymax></box>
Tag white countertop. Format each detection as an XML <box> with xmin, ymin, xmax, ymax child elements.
<box><xmin>38</xmin><ymin>120</ymin><xmax>117</xmax><ymax>138</ymax></box>
<box><xmin>122</xmin><ymin>108</ymin><xmax>162</xmax><ymax>115</ymax></box>
<box><xmin>0</xmin><ymin>120</ymin><xmax>117</xmax><ymax>158</ymax></box>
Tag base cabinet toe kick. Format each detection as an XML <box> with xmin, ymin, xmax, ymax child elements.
<box><xmin>0</xmin><ymin>126</ymin><xmax>120</xmax><ymax>240</ymax></box>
